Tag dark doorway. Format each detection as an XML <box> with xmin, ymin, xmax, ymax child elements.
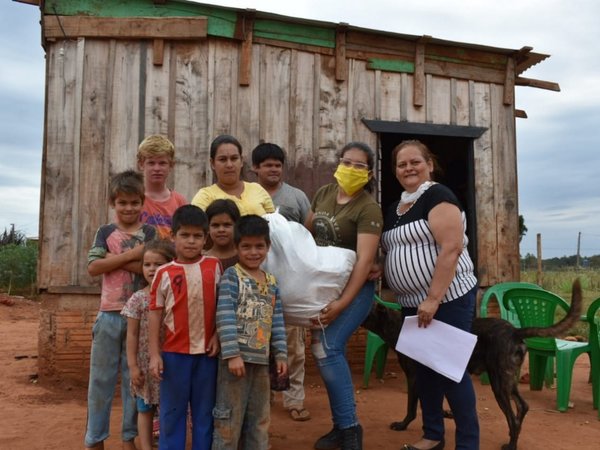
<box><xmin>378</xmin><ymin>133</ymin><xmax>477</xmax><ymax>264</ymax></box>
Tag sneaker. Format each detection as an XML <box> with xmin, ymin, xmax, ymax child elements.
<box><xmin>341</xmin><ymin>424</ymin><xmax>363</xmax><ymax>450</ymax></box>
<box><xmin>314</xmin><ymin>426</ymin><xmax>342</xmax><ymax>450</ymax></box>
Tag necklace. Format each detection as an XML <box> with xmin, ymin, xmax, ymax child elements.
<box><xmin>396</xmin><ymin>181</ymin><xmax>436</xmax><ymax>217</ymax></box>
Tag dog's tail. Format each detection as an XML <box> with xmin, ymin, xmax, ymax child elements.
<box><xmin>514</xmin><ymin>278</ymin><xmax>582</xmax><ymax>340</ymax></box>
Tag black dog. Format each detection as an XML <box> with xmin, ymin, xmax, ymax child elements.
<box><xmin>361</xmin><ymin>280</ymin><xmax>582</xmax><ymax>450</ymax></box>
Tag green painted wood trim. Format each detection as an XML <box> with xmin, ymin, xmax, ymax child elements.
<box><xmin>253</xmin><ymin>19</ymin><xmax>335</xmax><ymax>48</ymax></box>
<box><xmin>44</xmin><ymin>0</ymin><xmax>238</xmax><ymax>38</ymax></box>
<box><xmin>367</xmin><ymin>58</ymin><xmax>414</xmax><ymax>73</ymax></box>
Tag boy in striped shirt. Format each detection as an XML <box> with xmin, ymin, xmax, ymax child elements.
<box><xmin>148</xmin><ymin>205</ymin><xmax>221</xmax><ymax>450</ymax></box>
<box><xmin>212</xmin><ymin>215</ymin><xmax>288</xmax><ymax>450</ymax></box>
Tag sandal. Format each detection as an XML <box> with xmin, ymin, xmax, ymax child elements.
<box><xmin>288</xmin><ymin>407</ymin><xmax>311</xmax><ymax>421</ymax></box>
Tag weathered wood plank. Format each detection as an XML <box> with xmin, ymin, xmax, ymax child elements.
<box><xmin>259</xmin><ymin>46</ymin><xmax>291</xmax><ymax>148</ymax></box>
<box><xmin>414</xmin><ymin>42</ymin><xmax>425</xmax><ymax>107</ymax></box>
<box><xmin>77</xmin><ymin>40</ymin><xmax>112</xmax><ymax>287</ymax></box>
<box><xmin>402</xmin><ymin>74</ymin><xmax>426</xmax><ymax>123</ymax></box>
<box><xmin>44</xmin><ymin>16</ymin><xmax>208</xmax><ymax>40</ymax></box>
<box><xmin>208</xmin><ymin>40</ymin><xmax>236</xmax><ymax>139</ymax></box>
<box><xmin>238</xmin><ymin>14</ymin><xmax>254</xmax><ymax>86</ymax></box>
<box><xmin>172</xmin><ymin>42</ymin><xmax>210</xmax><ymax>200</ymax></box>
<box><xmin>470</xmin><ymin>81</ymin><xmax>496</xmax><ymax>287</ymax></box>
<box><xmin>144</xmin><ymin>41</ymin><xmax>171</xmax><ymax>136</ymax></box>
<box><xmin>288</xmin><ymin>50</ymin><xmax>316</xmax><ymax>192</ymax></box>
<box><xmin>451</xmin><ymin>78</ymin><xmax>470</xmax><ymax>126</ymax></box>
<box><xmin>335</xmin><ymin>24</ymin><xmax>348</xmax><ymax>82</ymax></box>
<box><xmin>503</xmin><ymin>57</ymin><xmax>515</xmax><ymax>105</ymax></box>
<box><xmin>349</xmin><ymin>59</ymin><xmax>376</xmax><ymax>147</ymax></box>
<box><xmin>39</xmin><ymin>40</ymin><xmax>80</xmax><ymax>288</ymax></box>
<box><xmin>108</xmin><ymin>40</ymin><xmax>142</xmax><ymax>174</ymax></box>
<box><xmin>426</xmin><ymin>75</ymin><xmax>451</xmax><ymax>125</ymax></box>
<box><xmin>379</xmin><ymin>71</ymin><xmax>402</xmax><ymax>122</ymax></box>
<box><xmin>153</xmin><ymin>39</ymin><xmax>165</xmax><ymax>66</ymax></box>
<box><xmin>317</xmin><ymin>54</ymin><xmax>347</xmax><ymax>185</ymax></box>
<box><xmin>235</xmin><ymin>43</ymin><xmax>261</xmax><ymax>164</ymax></box>
<box><xmin>490</xmin><ymin>83</ymin><xmax>519</xmax><ymax>281</ymax></box>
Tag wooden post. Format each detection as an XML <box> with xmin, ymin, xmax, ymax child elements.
<box><xmin>536</xmin><ymin>233</ymin><xmax>543</xmax><ymax>286</ymax></box>
<box><xmin>576</xmin><ymin>231</ymin><xmax>581</xmax><ymax>269</ymax></box>
<box><xmin>236</xmin><ymin>10</ymin><xmax>255</xmax><ymax>86</ymax></box>
<box><xmin>335</xmin><ymin>23</ymin><xmax>348</xmax><ymax>82</ymax></box>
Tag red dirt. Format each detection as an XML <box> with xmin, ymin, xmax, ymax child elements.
<box><xmin>1</xmin><ymin>295</ymin><xmax>598</xmax><ymax>449</ymax></box>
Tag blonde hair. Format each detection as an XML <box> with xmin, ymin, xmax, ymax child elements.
<box><xmin>137</xmin><ymin>135</ymin><xmax>175</xmax><ymax>164</ymax></box>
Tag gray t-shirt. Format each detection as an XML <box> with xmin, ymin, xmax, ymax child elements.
<box><xmin>271</xmin><ymin>182</ymin><xmax>311</xmax><ymax>224</ymax></box>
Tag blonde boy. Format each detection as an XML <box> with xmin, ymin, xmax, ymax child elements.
<box><xmin>137</xmin><ymin>135</ymin><xmax>187</xmax><ymax>239</ymax></box>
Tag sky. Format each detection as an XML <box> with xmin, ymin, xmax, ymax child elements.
<box><xmin>1</xmin><ymin>0</ymin><xmax>599</xmax><ymax>258</ymax></box>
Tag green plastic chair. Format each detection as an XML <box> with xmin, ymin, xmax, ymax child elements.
<box><xmin>363</xmin><ymin>294</ymin><xmax>401</xmax><ymax>388</ymax></box>
<box><xmin>479</xmin><ymin>282</ymin><xmax>544</xmax><ymax>385</ymax></box>
<box><xmin>586</xmin><ymin>297</ymin><xmax>600</xmax><ymax>419</ymax></box>
<box><xmin>503</xmin><ymin>287</ymin><xmax>590</xmax><ymax>412</ymax></box>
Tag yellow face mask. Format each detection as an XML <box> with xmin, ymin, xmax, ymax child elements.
<box><xmin>334</xmin><ymin>164</ymin><xmax>370</xmax><ymax>196</ymax></box>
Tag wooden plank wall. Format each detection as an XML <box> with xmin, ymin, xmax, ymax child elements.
<box><xmin>39</xmin><ymin>36</ymin><xmax>518</xmax><ymax>291</ymax></box>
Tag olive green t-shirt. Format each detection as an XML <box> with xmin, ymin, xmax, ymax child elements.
<box><xmin>311</xmin><ymin>183</ymin><xmax>383</xmax><ymax>251</ymax></box>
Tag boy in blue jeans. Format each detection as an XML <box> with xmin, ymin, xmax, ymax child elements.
<box><xmin>212</xmin><ymin>215</ymin><xmax>288</xmax><ymax>450</ymax></box>
<box><xmin>148</xmin><ymin>205</ymin><xmax>222</xmax><ymax>449</ymax></box>
<box><xmin>85</xmin><ymin>170</ymin><xmax>157</xmax><ymax>449</ymax></box>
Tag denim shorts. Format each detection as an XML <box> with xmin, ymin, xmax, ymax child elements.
<box><xmin>136</xmin><ymin>396</ymin><xmax>155</xmax><ymax>413</ymax></box>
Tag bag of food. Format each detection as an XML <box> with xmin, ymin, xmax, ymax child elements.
<box><xmin>262</xmin><ymin>212</ymin><xmax>356</xmax><ymax>327</ymax></box>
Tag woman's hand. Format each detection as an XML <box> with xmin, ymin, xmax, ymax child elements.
<box><xmin>130</xmin><ymin>364</ymin><xmax>144</xmax><ymax>389</ymax></box>
<box><xmin>206</xmin><ymin>333</ymin><xmax>220</xmax><ymax>357</ymax></box>
<box><xmin>311</xmin><ymin>300</ymin><xmax>343</xmax><ymax>326</ymax></box>
<box><xmin>149</xmin><ymin>354</ymin><xmax>163</xmax><ymax>381</ymax></box>
<box><xmin>367</xmin><ymin>261</ymin><xmax>383</xmax><ymax>281</ymax></box>
<box><xmin>417</xmin><ymin>297</ymin><xmax>440</xmax><ymax>328</ymax></box>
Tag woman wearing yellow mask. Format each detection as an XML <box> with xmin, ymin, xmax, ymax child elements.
<box><xmin>305</xmin><ymin>142</ymin><xmax>382</xmax><ymax>450</ymax></box>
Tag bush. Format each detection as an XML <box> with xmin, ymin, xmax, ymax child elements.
<box><xmin>0</xmin><ymin>241</ymin><xmax>38</xmax><ymax>295</ymax></box>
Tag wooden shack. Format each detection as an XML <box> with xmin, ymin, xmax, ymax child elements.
<box><xmin>24</xmin><ymin>0</ymin><xmax>558</xmax><ymax>382</ymax></box>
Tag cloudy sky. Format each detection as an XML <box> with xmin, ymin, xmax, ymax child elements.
<box><xmin>1</xmin><ymin>0</ymin><xmax>599</xmax><ymax>258</ymax></box>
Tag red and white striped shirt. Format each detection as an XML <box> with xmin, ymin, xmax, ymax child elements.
<box><xmin>149</xmin><ymin>256</ymin><xmax>222</xmax><ymax>354</ymax></box>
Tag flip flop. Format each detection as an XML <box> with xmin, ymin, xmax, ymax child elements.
<box><xmin>288</xmin><ymin>407</ymin><xmax>311</xmax><ymax>421</ymax></box>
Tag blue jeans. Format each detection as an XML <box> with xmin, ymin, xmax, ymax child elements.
<box><xmin>212</xmin><ymin>360</ymin><xmax>270</xmax><ymax>450</ymax></box>
<box><xmin>403</xmin><ymin>287</ymin><xmax>480</xmax><ymax>450</ymax></box>
<box><xmin>311</xmin><ymin>281</ymin><xmax>374</xmax><ymax>430</ymax></box>
<box><xmin>160</xmin><ymin>352</ymin><xmax>218</xmax><ymax>450</ymax></box>
<box><xmin>85</xmin><ymin>311</ymin><xmax>137</xmax><ymax>447</ymax></box>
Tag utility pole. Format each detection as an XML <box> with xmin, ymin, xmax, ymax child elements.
<box><xmin>576</xmin><ymin>231</ymin><xmax>581</xmax><ymax>269</ymax></box>
<box><xmin>536</xmin><ymin>233</ymin><xmax>543</xmax><ymax>286</ymax></box>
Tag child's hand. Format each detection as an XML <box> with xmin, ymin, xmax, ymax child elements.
<box><xmin>206</xmin><ymin>334</ymin><xmax>220</xmax><ymax>357</ymax></box>
<box><xmin>130</xmin><ymin>365</ymin><xmax>144</xmax><ymax>389</ymax></box>
<box><xmin>228</xmin><ymin>356</ymin><xmax>245</xmax><ymax>377</ymax></box>
<box><xmin>150</xmin><ymin>354</ymin><xmax>163</xmax><ymax>381</ymax></box>
<box><xmin>276</xmin><ymin>360</ymin><xmax>288</xmax><ymax>378</ymax></box>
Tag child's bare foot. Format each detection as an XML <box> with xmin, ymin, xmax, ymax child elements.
<box><xmin>123</xmin><ymin>439</ymin><xmax>138</xmax><ymax>450</ymax></box>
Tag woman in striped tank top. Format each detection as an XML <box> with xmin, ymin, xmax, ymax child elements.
<box><xmin>381</xmin><ymin>140</ymin><xmax>479</xmax><ymax>450</ymax></box>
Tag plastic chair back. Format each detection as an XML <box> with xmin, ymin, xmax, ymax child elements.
<box><xmin>586</xmin><ymin>297</ymin><xmax>600</xmax><ymax>416</ymax></box>
<box><xmin>503</xmin><ymin>287</ymin><xmax>570</xmax><ymax>351</ymax></box>
<box><xmin>480</xmin><ymin>282</ymin><xmax>542</xmax><ymax>325</ymax></box>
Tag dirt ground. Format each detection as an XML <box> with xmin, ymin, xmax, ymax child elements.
<box><xmin>1</xmin><ymin>295</ymin><xmax>599</xmax><ymax>450</ymax></box>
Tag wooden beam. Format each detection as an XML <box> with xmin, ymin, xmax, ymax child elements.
<box><xmin>503</xmin><ymin>57</ymin><xmax>515</xmax><ymax>105</ymax></box>
<box><xmin>236</xmin><ymin>10</ymin><xmax>255</xmax><ymax>86</ymax></box>
<box><xmin>335</xmin><ymin>23</ymin><xmax>348</xmax><ymax>82</ymax></box>
<box><xmin>153</xmin><ymin>39</ymin><xmax>164</xmax><ymax>66</ymax></box>
<box><xmin>515</xmin><ymin>76</ymin><xmax>560</xmax><ymax>91</ymax></box>
<box><xmin>413</xmin><ymin>36</ymin><xmax>430</xmax><ymax>107</ymax></box>
<box><xmin>44</xmin><ymin>16</ymin><xmax>208</xmax><ymax>40</ymax></box>
<box><xmin>515</xmin><ymin>109</ymin><xmax>528</xmax><ymax>118</ymax></box>
<box><xmin>13</xmin><ymin>0</ymin><xmax>40</xmax><ymax>5</ymax></box>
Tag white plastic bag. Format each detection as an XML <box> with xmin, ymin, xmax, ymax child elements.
<box><xmin>262</xmin><ymin>212</ymin><xmax>356</xmax><ymax>326</ymax></box>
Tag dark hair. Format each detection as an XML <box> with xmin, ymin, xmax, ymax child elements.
<box><xmin>109</xmin><ymin>169</ymin><xmax>145</xmax><ymax>203</ymax></box>
<box><xmin>339</xmin><ymin>141</ymin><xmax>376</xmax><ymax>193</ymax></box>
<box><xmin>143</xmin><ymin>239</ymin><xmax>176</xmax><ymax>262</ymax></box>
<box><xmin>206</xmin><ymin>199</ymin><xmax>241</xmax><ymax>224</ymax></box>
<box><xmin>234</xmin><ymin>215</ymin><xmax>270</xmax><ymax>245</ymax></box>
<box><xmin>210</xmin><ymin>134</ymin><xmax>243</xmax><ymax>159</ymax></box>
<box><xmin>391</xmin><ymin>140</ymin><xmax>440</xmax><ymax>180</ymax></box>
<box><xmin>251</xmin><ymin>142</ymin><xmax>285</xmax><ymax>166</ymax></box>
<box><xmin>172</xmin><ymin>205</ymin><xmax>209</xmax><ymax>234</ymax></box>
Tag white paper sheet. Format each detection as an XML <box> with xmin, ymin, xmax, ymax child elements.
<box><xmin>395</xmin><ymin>316</ymin><xmax>477</xmax><ymax>383</ymax></box>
